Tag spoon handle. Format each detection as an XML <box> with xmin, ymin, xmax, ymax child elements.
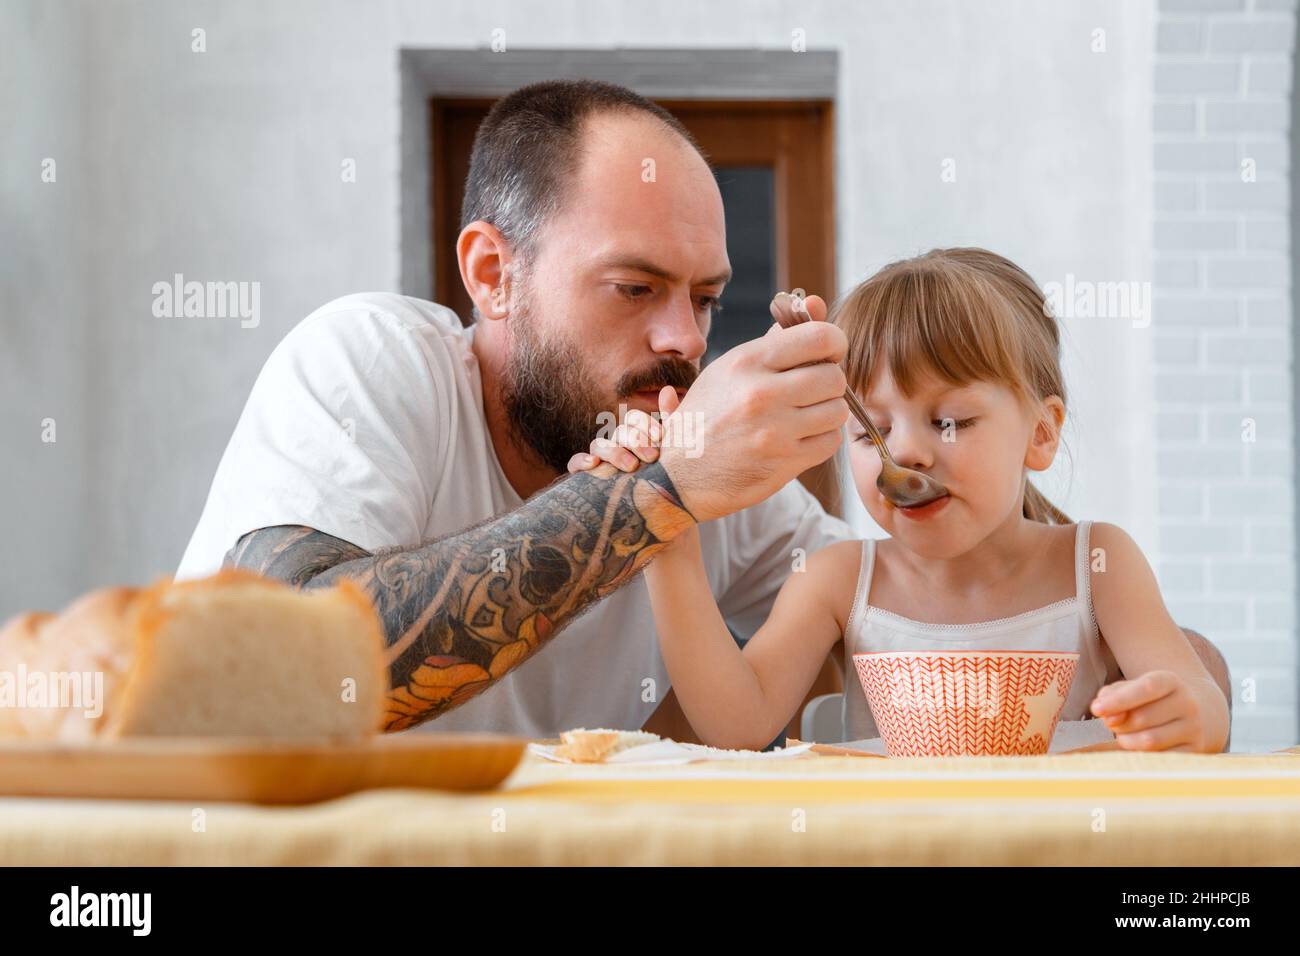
<box><xmin>842</xmin><ymin>388</ymin><xmax>893</xmax><ymax>464</ymax></box>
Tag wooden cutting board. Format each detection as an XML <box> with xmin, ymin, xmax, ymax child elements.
<box><xmin>0</xmin><ymin>733</ymin><xmax>527</xmax><ymax>804</ymax></box>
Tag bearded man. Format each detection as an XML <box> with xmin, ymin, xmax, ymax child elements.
<box><xmin>176</xmin><ymin>79</ymin><xmax>856</xmax><ymax>737</ymax></box>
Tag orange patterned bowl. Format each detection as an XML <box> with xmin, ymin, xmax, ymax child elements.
<box><xmin>852</xmin><ymin>650</ymin><xmax>1079</xmax><ymax>757</ymax></box>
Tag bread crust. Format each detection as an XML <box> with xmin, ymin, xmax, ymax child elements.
<box><xmin>0</xmin><ymin>612</ymin><xmax>57</xmax><ymax>736</ymax></box>
<box><xmin>554</xmin><ymin>728</ymin><xmax>660</xmax><ymax>762</ymax></box>
<box><xmin>0</xmin><ymin>572</ymin><xmax>387</xmax><ymax>741</ymax></box>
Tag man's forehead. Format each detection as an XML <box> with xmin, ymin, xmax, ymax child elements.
<box><xmin>588</xmin><ymin>250</ymin><xmax>731</xmax><ymax>287</ymax></box>
<box><xmin>536</xmin><ymin>112</ymin><xmax>728</xmax><ymax>279</ymax></box>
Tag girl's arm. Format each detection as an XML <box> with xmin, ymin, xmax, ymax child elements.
<box><xmin>566</xmin><ymin>381</ymin><xmax>852</xmax><ymax>750</ymax></box>
<box><xmin>1086</xmin><ymin>522</ymin><xmax>1230</xmax><ymax>753</ymax></box>
<box><xmin>645</xmin><ymin>534</ymin><xmax>856</xmax><ymax>750</ymax></box>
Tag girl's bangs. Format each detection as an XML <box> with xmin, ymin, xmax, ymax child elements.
<box><xmin>838</xmin><ymin>263</ymin><xmax>1027</xmax><ymax>401</ymax></box>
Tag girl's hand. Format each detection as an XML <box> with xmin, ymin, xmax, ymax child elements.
<box><xmin>567</xmin><ymin>386</ymin><xmax>679</xmax><ymax>475</ymax></box>
<box><xmin>566</xmin><ymin>387</ymin><xmax>700</xmax><ymax>559</ymax></box>
<box><xmin>1089</xmin><ymin>670</ymin><xmax>1218</xmax><ymax>752</ymax></box>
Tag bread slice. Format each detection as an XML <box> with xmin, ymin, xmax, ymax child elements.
<box><xmin>16</xmin><ymin>588</ymin><xmax>140</xmax><ymax>741</ymax></box>
<box><xmin>554</xmin><ymin>728</ymin><xmax>660</xmax><ymax>762</ymax></box>
<box><xmin>108</xmin><ymin>570</ymin><xmax>387</xmax><ymax>739</ymax></box>
<box><xmin>0</xmin><ymin>571</ymin><xmax>387</xmax><ymax>741</ymax></box>
<box><xmin>0</xmin><ymin>611</ymin><xmax>56</xmax><ymax>736</ymax></box>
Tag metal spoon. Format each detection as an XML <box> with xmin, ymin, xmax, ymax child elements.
<box><xmin>769</xmin><ymin>289</ymin><xmax>950</xmax><ymax>509</ymax></box>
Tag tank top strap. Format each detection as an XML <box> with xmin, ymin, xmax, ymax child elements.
<box><xmin>844</xmin><ymin>538</ymin><xmax>878</xmax><ymax>642</ymax></box>
<box><xmin>1073</xmin><ymin>520</ymin><xmax>1096</xmax><ymax>633</ymax></box>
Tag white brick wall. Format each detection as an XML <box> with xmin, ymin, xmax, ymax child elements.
<box><xmin>1154</xmin><ymin>0</ymin><xmax>1297</xmax><ymax>750</ymax></box>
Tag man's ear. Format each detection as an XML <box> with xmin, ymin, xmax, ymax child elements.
<box><xmin>457</xmin><ymin>220</ymin><xmax>514</xmax><ymax>322</ymax></box>
<box><xmin>1025</xmin><ymin>396</ymin><xmax>1065</xmax><ymax>472</ymax></box>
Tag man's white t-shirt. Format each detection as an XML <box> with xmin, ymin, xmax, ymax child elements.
<box><xmin>177</xmin><ymin>292</ymin><xmax>858</xmax><ymax>738</ymax></box>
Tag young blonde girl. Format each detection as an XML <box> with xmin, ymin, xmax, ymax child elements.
<box><xmin>573</xmin><ymin>248</ymin><xmax>1229</xmax><ymax>753</ymax></box>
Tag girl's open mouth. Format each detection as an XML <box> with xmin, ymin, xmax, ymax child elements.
<box><xmin>897</xmin><ymin>494</ymin><xmax>951</xmax><ymax>521</ymax></box>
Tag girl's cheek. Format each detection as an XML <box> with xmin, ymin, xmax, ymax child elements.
<box><xmin>947</xmin><ymin>433</ymin><xmax>1015</xmax><ymax>513</ymax></box>
<box><xmin>848</xmin><ymin>443</ymin><xmax>879</xmax><ymax>486</ymax></box>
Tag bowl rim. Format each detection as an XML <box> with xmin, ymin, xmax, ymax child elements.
<box><xmin>852</xmin><ymin>649</ymin><xmax>1081</xmax><ymax>660</ymax></box>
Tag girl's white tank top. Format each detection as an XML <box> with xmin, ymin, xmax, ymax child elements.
<box><xmin>841</xmin><ymin>520</ymin><xmax>1121</xmax><ymax>740</ymax></box>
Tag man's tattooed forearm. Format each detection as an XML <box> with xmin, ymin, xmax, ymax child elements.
<box><xmin>224</xmin><ymin>462</ymin><xmax>695</xmax><ymax>731</ymax></box>
<box><xmin>223</xmin><ymin>526</ymin><xmax>369</xmax><ymax>586</ymax></box>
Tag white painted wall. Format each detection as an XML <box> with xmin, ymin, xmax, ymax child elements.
<box><xmin>2</xmin><ymin>0</ymin><xmax>93</xmax><ymax>613</ymax></box>
<box><xmin>1151</xmin><ymin>0</ymin><xmax>1297</xmax><ymax>751</ymax></box>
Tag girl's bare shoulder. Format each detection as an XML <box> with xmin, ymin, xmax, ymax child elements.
<box><xmin>801</xmin><ymin>538</ymin><xmax>868</xmax><ymax>628</ymax></box>
<box><xmin>806</xmin><ymin>537</ymin><xmax>867</xmax><ymax>573</ymax></box>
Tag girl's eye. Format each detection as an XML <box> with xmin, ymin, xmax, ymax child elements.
<box><xmin>934</xmin><ymin>417</ymin><xmax>976</xmax><ymax>430</ymax></box>
<box><xmin>854</xmin><ymin>420</ymin><xmax>973</xmax><ymax>440</ymax></box>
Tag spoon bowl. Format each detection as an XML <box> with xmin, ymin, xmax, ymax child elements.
<box><xmin>769</xmin><ymin>290</ymin><xmax>950</xmax><ymax>510</ymax></box>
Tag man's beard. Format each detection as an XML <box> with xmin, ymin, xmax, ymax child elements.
<box><xmin>500</xmin><ymin>294</ymin><xmax>699</xmax><ymax>474</ymax></box>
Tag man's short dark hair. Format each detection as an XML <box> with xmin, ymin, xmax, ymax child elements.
<box><xmin>460</xmin><ymin>79</ymin><xmax>706</xmax><ymax>267</ymax></box>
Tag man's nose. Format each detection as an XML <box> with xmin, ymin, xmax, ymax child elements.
<box><xmin>647</xmin><ymin>295</ymin><xmax>708</xmax><ymax>363</ymax></box>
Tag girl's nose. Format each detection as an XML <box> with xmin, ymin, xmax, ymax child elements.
<box><xmin>886</xmin><ymin>422</ymin><xmax>936</xmax><ymax>471</ymax></box>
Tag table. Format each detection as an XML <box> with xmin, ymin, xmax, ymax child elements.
<box><xmin>2</xmin><ymin>746</ymin><xmax>1299</xmax><ymax>865</ymax></box>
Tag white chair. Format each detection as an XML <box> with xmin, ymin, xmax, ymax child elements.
<box><xmin>799</xmin><ymin>692</ymin><xmax>847</xmax><ymax>743</ymax></box>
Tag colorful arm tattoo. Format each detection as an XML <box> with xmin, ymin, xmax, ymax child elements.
<box><xmin>223</xmin><ymin>462</ymin><xmax>694</xmax><ymax>730</ymax></box>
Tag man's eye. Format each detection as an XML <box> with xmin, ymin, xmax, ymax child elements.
<box><xmin>617</xmin><ymin>284</ymin><xmax>653</xmax><ymax>301</ymax></box>
<box><xmin>696</xmin><ymin>295</ymin><xmax>722</xmax><ymax>313</ymax></box>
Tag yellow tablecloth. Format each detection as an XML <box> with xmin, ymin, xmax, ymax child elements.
<box><xmin>2</xmin><ymin>746</ymin><xmax>1299</xmax><ymax>865</ymax></box>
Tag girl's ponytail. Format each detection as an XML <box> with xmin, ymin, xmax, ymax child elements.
<box><xmin>1023</xmin><ymin>481</ymin><xmax>1070</xmax><ymax>525</ymax></box>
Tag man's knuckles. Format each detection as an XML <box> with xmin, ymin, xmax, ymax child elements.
<box><xmin>763</xmin><ymin>321</ymin><xmax>847</xmax><ymax>368</ymax></box>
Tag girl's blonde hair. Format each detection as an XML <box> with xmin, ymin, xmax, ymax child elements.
<box><xmin>831</xmin><ymin>247</ymin><xmax>1070</xmax><ymax>525</ymax></box>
